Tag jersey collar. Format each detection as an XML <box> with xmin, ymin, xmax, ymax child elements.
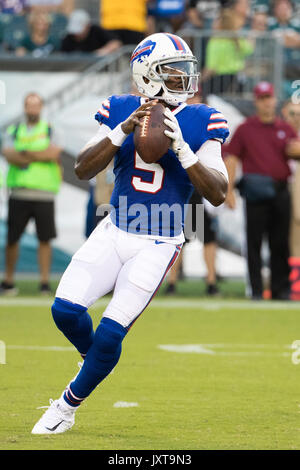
<box><xmin>139</xmin><ymin>97</ymin><xmax>187</xmax><ymax>115</ymax></box>
<box><xmin>172</xmin><ymin>102</ymin><xmax>187</xmax><ymax>115</ymax></box>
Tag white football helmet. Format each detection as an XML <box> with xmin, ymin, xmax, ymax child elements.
<box><xmin>130</xmin><ymin>33</ymin><xmax>199</xmax><ymax>106</ymax></box>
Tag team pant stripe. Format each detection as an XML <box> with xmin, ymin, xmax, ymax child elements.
<box><xmin>127</xmin><ymin>245</ymin><xmax>182</xmax><ymax>330</ymax></box>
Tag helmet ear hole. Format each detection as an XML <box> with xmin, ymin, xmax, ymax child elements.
<box><xmin>143</xmin><ymin>77</ymin><xmax>150</xmax><ymax>84</ymax></box>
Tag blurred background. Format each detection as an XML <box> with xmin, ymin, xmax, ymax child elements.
<box><xmin>0</xmin><ymin>0</ymin><xmax>300</xmax><ymax>298</ymax></box>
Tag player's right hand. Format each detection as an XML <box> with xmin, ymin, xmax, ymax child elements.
<box><xmin>121</xmin><ymin>99</ymin><xmax>159</xmax><ymax>135</ymax></box>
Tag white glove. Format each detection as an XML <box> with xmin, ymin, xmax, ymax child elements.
<box><xmin>163</xmin><ymin>107</ymin><xmax>198</xmax><ymax>169</ymax></box>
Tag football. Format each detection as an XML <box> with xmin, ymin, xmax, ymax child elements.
<box><xmin>134</xmin><ymin>102</ymin><xmax>171</xmax><ymax>164</ymax></box>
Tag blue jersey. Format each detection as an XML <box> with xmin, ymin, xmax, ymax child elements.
<box><xmin>95</xmin><ymin>94</ymin><xmax>229</xmax><ymax>237</ymax></box>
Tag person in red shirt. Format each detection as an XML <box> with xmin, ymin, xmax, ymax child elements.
<box><xmin>225</xmin><ymin>81</ymin><xmax>300</xmax><ymax>300</ymax></box>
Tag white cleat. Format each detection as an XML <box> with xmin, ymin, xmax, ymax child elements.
<box><xmin>31</xmin><ymin>399</ymin><xmax>76</xmax><ymax>435</ymax></box>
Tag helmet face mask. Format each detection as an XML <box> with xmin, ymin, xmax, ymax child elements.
<box><xmin>131</xmin><ymin>33</ymin><xmax>200</xmax><ymax>106</ymax></box>
<box><xmin>154</xmin><ymin>59</ymin><xmax>199</xmax><ymax>96</ymax></box>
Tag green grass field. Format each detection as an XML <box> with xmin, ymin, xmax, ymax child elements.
<box><xmin>1</xmin><ymin>279</ymin><xmax>300</xmax><ymax>450</ymax></box>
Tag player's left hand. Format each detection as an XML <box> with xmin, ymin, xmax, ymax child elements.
<box><xmin>163</xmin><ymin>107</ymin><xmax>198</xmax><ymax>170</ymax></box>
<box><xmin>163</xmin><ymin>107</ymin><xmax>186</xmax><ymax>155</ymax></box>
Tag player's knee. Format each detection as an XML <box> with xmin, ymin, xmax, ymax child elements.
<box><xmin>93</xmin><ymin>317</ymin><xmax>128</xmax><ymax>357</ymax></box>
<box><xmin>51</xmin><ymin>297</ymin><xmax>88</xmax><ymax>331</ymax></box>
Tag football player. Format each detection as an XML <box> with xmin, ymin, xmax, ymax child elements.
<box><xmin>32</xmin><ymin>33</ymin><xmax>229</xmax><ymax>434</ymax></box>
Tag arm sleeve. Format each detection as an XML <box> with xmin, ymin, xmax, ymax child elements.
<box><xmin>196</xmin><ymin>139</ymin><xmax>229</xmax><ymax>182</ymax></box>
<box><xmin>80</xmin><ymin>123</ymin><xmax>111</xmax><ymax>152</ymax></box>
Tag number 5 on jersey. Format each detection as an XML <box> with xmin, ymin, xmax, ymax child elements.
<box><xmin>131</xmin><ymin>152</ymin><xmax>165</xmax><ymax>194</ymax></box>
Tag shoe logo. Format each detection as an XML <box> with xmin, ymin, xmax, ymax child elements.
<box><xmin>45</xmin><ymin>420</ymin><xmax>64</xmax><ymax>432</ymax></box>
<box><xmin>155</xmin><ymin>240</ymin><xmax>165</xmax><ymax>245</ymax></box>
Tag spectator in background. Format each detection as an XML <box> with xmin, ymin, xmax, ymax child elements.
<box><xmin>0</xmin><ymin>0</ymin><xmax>28</xmax><ymax>13</ymax></box>
<box><xmin>248</xmin><ymin>10</ymin><xmax>269</xmax><ymax>77</ymax></box>
<box><xmin>184</xmin><ymin>0</ymin><xmax>206</xmax><ymax>69</ymax></box>
<box><xmin>25</xmin><ymin>0</ymin><xmax>74</xmax><ymax>15</ymax></box>
<box><xmin>186</xmin><ymin>0</ymin><xmax>204</xmax><ymax>29</ymax></box>
<box><xmin>251</xmin><ymin>10</ymin><xmax>268</xmax><ymax>31</ymax></box>
<box><xmin>202</xmin><ymin>0</ymin><xmax>254</xmax><ymax>96</ymax></box>
<box><xmin>61</xmin><ymin>9</ymin><xmax>121</xmax><ymax>55</ymax></box>
<box><xmin>187</xmin><ymin>1</ymin><xmax>220</xmax><ymax>30</ymax></box>
<box><xmin>268</xmin><ymin>0</ymin><xmax>300</xmax><ymax>77</ymax></box>
<box><xmin>1</xmin><ymin>93</ymin><xmax>62</xmax><ymax>296</ymax></box>
<box><xmin>184</xmin><ymin>1</ymin><xmax>220</xmax><ymax>70</ymax></box>
<box><xmin>215</xmin><ymin>0</ymin><xmax>250</xmax><ymax>29</ymax></box>
<box><xmin>269</xmin><ymin>0</ymin><xmax>300</xmax><ymax>39</ymax></box>
<box><xmin>281</xmin><ymin>98</ymin><xmax>300</xmax><ymax>257</ymax></box>
<box><xmin>99</xmin><ymin>0</ymin><xmax>147</xmax><ymax>45</ymax></box>
<box><xmin>147</xmin><ymin>0</ymin><xmax>186</xmax><ymax>34</ymax></box>
<box><xmin>225</xmin><ymin>82</ymin><xmax>300</xmax><ymax>300</ymax></box>
<box><xmin>15</xmin><ymin>11</ymin><xmax>60</xmax><ymax>56</ymax></box>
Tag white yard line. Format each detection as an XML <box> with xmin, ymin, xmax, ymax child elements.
<box><xmin>157</xmin><ymin>344</ymin><xmax>293</xmax><ymax>357</ymax></box>
<box><xmin>0</xmin><ymin>343</ymin><xmax>293</xmax><ymax>359</ymax></box>
<box><xmin>113</xmin><ymin>401</ymin><xmax>139</xmax><ymax>408</ymax></box>
<box><xmin>7</xmin><ymin>345</ymin><xmax>75</xmax><ymax>352</ymax></box>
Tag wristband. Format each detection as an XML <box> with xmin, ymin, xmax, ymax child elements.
<box><xmin>107</xmin><ymin>123</ymin><xmax>127</xmax><ymax>147</ymax></box>
<box><xmin>176</xmin><ymin>143</ymin><xmax>198</xmax><ymax>169</ymax></box>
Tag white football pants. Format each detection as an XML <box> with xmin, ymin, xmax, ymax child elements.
<box><xmin>55</xmin><ymin>217</ymin><xmax>182</xmax><ymax>329</ymax></box>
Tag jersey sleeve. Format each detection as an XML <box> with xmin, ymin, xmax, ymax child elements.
<box><xmin>94</xmin><ymin>94</ymin><xmax>140</xmax><ymax>130</ymax></box>
<box><xmin>95</xmin><ymin>97</ymin><xmax>113</xmax><ymax>128</ymax></box>
<box><xmin>205</xmin><ymin>107</ymin><xmax>230</xmax><ymax>144</ymax></box>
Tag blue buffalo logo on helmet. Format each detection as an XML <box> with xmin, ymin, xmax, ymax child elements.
<box><xmin>130</xmin><ymin>40</ymin><xmax>156</xmax><ymax>67</ymax></box>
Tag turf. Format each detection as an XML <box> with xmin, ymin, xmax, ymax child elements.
<box><xmin>10</xmin><ymin>277</ymin><xmax>246</xmax><ymax>298</ymax></box>
<box><xmin>1</xmin><ymin>285</ymin><xmax>300</xmax><ymax>450</ymax></box>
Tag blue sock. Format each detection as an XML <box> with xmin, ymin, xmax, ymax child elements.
<box><xmin>64</xmin><ymin>317</ymin><xmax>128</xmax><ymax>406</ymax></box>
<box><xmin>52</xmin><ymin>297</ymin><xmax>94</xmax><ymax>358</ymax></box>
